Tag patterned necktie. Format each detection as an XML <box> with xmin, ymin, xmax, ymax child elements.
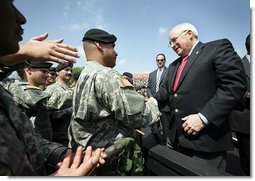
<box><xmin>173</xmin><ymin>55</ymin><xmax>189</xmax><ymax>92</ymax></box>
<box><xmin>156</xmin><ymin>69</ymin><xmax>163</xmax><ymax>92</ymax></box>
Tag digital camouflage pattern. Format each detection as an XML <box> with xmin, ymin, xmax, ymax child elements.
<box><xmin>102</xmin><ymin>137</ymin><xmax>145</xmax><ymax>176</ymax></box>
<box><xmin>0</xmin><ymin>84</ymin><xmax>67</xmax><ymax>175</ymax></box>
<box><xmin>1</xmin><ymin>79</ymin><xmax>53</xmax><ymax>141</ymax></box>
<box><xmin>46</xmin><ymin>82</ymin><xmax>73</xmax><ymax>110</ymax></box>
<box><xmin>69</xmin><ymin>61</ymin><xmax>161</xmax><ymax>175</ymax></box>
<box><xmin>45</xmin><ymin>82</ymin><xmax>73</xmax><ymax>146</ymax></box>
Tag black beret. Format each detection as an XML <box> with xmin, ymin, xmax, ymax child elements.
<box><xmin>55</xmin><ymin>63</ymin><xmax>73</xmax><ymax>72</ymax></box>
<box><xmin>82</xmin><ymin>28</ymin><xmax>117</xmax><ymax>43</ymax></box>
<box><xmin>25</xmin><ymin>60</ymin><xmax>52</xmax><ymax>69</ymax></box>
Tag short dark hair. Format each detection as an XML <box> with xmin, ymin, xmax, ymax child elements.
<box><xmin>245</xmin><ymin>34</ymin><xmax>250</xmax><ymax>55</ymax></box>
<box><xmin>156</xmin><ymin>53</ymin><xmax>166</xmax><ymax>61</ymax></box>
<box><xmin>123</xmin><ymin>72</ymin><xmax>133</xmax><ymax>79</ymax></box>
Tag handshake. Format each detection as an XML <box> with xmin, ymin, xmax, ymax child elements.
<box><xmin>145</xmin><ymin>97</ymin><xmax>158</xmax><ymax>106</ymax></box>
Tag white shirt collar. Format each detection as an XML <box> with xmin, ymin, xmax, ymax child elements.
<box><xmin>158</xmin><ymin>66</ymin><xmax>165</xmax><ymax>71</ymax></box>
<box><xmin>246</xmin><ymin>54</ymin><xmax>250</xmax><ymax>62</ymax></box>
<box><xmin>188</xmin><ymin>40</ymin><xmax>199</xmax><ymax>56</ymax></box>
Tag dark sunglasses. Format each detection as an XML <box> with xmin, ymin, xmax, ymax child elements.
<box><xmin>156</xmin><ymin>59</ymin><xmax>165</xmax><ymax>62</ymax></box>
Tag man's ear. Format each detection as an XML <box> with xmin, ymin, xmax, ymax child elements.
<box><xmin>94</xmin><ymin>41</ymin><xmax>104</xmax><ymax>51</ymax></box>
<box><xmin>24</xmin><ymin>67</ymin><xmax>32</xmax><ymax>74</ymax></box>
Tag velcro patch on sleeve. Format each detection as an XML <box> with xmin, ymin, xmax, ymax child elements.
<box><xmin>120</xmin><ymin>77</ymin><xmax>134</xmax><ymax>88</ymax></box>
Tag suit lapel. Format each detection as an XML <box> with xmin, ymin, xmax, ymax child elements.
<box><xmin>177</xmin><ymin>41</ymin><xmax>204</xmax><ymax>89</ymax></box>
<box><xmin>159</xmin><ymin>67</ymin><xmax>167</xmax><ymax>83</ymax></box>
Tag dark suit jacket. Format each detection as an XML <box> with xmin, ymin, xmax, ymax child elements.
<box><xmin>229</xmin><ymin>56</ymin><xmax>250</xmax><ymax>135</ymax></box>
<box><xmin>147</xmin><ymin>67</ymin><xmax>169</xmax><ymax>112</ymax></box>
<box><xmin>155</xmin><ymin>39</ymin><xmax>247</xmax><ymax>153</ymax></box>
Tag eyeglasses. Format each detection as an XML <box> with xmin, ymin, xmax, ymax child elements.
<box><xmin>156</xmin><ymin>59</ymin><xmax>165</xmax><ymax>62</ymax></box>
<box><xmin>169</xmin><ymin>30</ymin><xmax>188</xmax><ymax>46</ymax></box>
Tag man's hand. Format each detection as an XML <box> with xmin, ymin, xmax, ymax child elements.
<box><xmin>147</xmin><ymin>97</ymin><xmax>158</xmax><ymax>106</ymax></box>
<box><xmin>182</xmin><ymin>114</ymin><xmax>205</xmax><ymax>135</ymax></box>
<box><xmin>20</xmin><ymin>33</ymin><xmax>80</xmax><ymax>64</ymax></box>
<box><xmin>51</xmin><ymin>146</ymin><xmax>106</xmax><ymax>176</ymax></box>
<box><xmin>0</xmin><ymin>33</ymin><xmax>80</xmax><ymax>66</ymax></box>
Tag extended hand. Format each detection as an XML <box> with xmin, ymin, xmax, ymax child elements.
<box><xmin>21</xmin><ymin>33</ymin><xmax>80</xmax><ymax>64</ymax></box>
<box><xmin>51</xmin><ymin>146</ymin><xmax>106</xmax><ymax>176</ymax></box>
<box><xmin>147</xmin><ymin>97</ymin><xmax>158</xmax><ymax>106</ymax></box>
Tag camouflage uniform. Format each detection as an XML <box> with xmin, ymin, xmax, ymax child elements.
<box><xmin>1</xmin><ymin>79</ymin><xmax>53</xmax><ymax>141</ymax></box>
<box><xmin>0</xmin><ymin>84</ymin><xmax>67</xmax><ymax>175</ymax></box>
<box><xmin>46</xmin><ymin>82</ymin><xmax>73</xmax><ymax>146</ymax></box>
<box><xmin>69</xmin><ymin>61</ymin><xmax>161</xmax><ymax>175</ymax></box>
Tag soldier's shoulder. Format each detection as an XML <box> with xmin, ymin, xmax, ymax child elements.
<box><xmin>120</xmin><ymin>77</ymin><xmax>134</xmax><ymax>88</ymax></box>
<box><xmin>25</xmin><ymin>85</ymin><xmax>42</xmax><ymax>91</ymax></box>
<box><xmin>97</xmin><ymin>68</ymin><xmax>129</xmax><ymax>87</ymax></box>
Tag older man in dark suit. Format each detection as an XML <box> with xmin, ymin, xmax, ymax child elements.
<box><xmin>155</xmin><ymin>22</ymin><xmax>247</xmax><ymax>170</ymax></box>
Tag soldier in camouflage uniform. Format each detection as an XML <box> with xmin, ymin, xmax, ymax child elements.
<box><xmin>1</xmin><ymin>60</ymin><xmax>54</xmax><ymax>141</ymax></box>
<box><xmin>69</xmin><ymin>28</ymin><xmax>161</xmax><ymax>175</ymax></box>
<box><xmin>46</xmin><ymin>63</ymin><xmax>73</xmax><ymax>146</ymax></box>
<box><xmin>45</xmin><ymin>67</ymin><xmax>57</xmax><ymax>87</ymax></box>
<box><xmin>0</xmin><ymin>0</ymin><xmax>106</xmax><ymax>175</ymax></box>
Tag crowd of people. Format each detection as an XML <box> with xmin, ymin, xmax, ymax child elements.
<box><xmin>0</xmin><ymin>0</ymin><xmax>250</xmax><ymax>176</ymax></box>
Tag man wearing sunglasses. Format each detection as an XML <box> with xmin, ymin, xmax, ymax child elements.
<box><xmin>146</xmin><ymin>53</ymin><xmax>170</xmax><ymax>147</ymax></box>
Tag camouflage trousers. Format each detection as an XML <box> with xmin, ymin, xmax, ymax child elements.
<box><xmin>95</xmin><ymin>137</ymin><xmax>145</xmax><ymax>176</ymax></box>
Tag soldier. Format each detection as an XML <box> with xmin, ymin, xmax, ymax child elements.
<box><xmin>1</xmin><ymin>60</ymin><xmax>54</xmax><ymax>141</ymax></box>
<box><xmin>70</xmin><ymin>72</ymin><xmax>81</xmax><ymax>88</ymax></box>
<box><xmin>0</xmin><ymin>0</ymin><xmax>106</xmax><ymax>176</ymax></box>
<box><xmin>45</xmin><ymin>66</ymin><xmax>57</xmax><ymax>87</ymax></box>
<box><xmin>46</xmin><ymin>63</ymin><xmax>73</xmax><ymax>146</ymax></box>
<box><xmin>68</xmin><ymin>28</ymin><xmax>161</xmax><ymax>175</ymax></box>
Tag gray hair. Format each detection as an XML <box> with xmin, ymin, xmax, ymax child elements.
<box><xmin>172</xmin><ymin>23</ymin><xmax>198</xmax><ymax>39</ymax></box>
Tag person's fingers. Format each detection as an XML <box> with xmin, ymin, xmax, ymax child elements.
<box><xmin>47</xmin><ymin>38</ymin><xmax>64</xmax><ymax>43</ymax></box>
<box><xmin>71</xmin><ymin>146</ymin><xmax>83</xmax><ymax>169</ymax></box>
<box><xmin>46</xmin><ymin>55</ymin><xmax>72</xmax><ymax>64</ymax></box>
<box><xmin>60</xmin><ymin>149</ymin><xmax>73</xmax><ymax>169</ymax></box>
<box><xmin>31</xmin><ymin>32</ymin><xmax>48</xmax><ymax>41</ymax></box>
<box><xmin>57</xmin><ymin>44</ymin><xmax>80</xmax><ymax>55</ymax></box>
<box><xmin>48</xmin><ymin>51</ymin><xmax>77</xmax><ymax>63</ymax></box>
<box><xmin>78</xmin><ymin>147</ymin><xmax>98</xmax><ymax>176</ymax></box>
<box><xmin>187</xmin><ymin>128</ymin><xmax>193</xmax><ymax>134</ymax></box>
<box><xmin>84</xmin><ymin>146</ymin><xmax>93</xmax><ymax>162</ymax></box>
<box><xmin>183</xmin><ymin>126</ymin><xmax>189</xmax><ymax>132</ymax></box>
<box><xmin>100</xmin><ymin>148</ymin><xmax>107</xmax><ymax>159</ymax></box>
<box><xmin>98</xmin><ymin>157</ymin><xmax>106</xmax><ymax>165</ymax></box>
<box><xmin>182</xmin><ymin>121</ymin><xmax>187</xmax><ymax>128</ymax></box>
<box><xmin>91</xmin><ymin>149</ymin><xmax>101</xmax><ymax>164</ymax></box>
<box><xmin>182</xmin><ymin>116</ymin><xmax>189</xmax><ymax>121</ymax></box>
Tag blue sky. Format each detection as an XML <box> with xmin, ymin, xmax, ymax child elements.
<box><xmin>15</xmin><ymin>0</ymin><xmax>250</xmax><ymax>74</ymax></box>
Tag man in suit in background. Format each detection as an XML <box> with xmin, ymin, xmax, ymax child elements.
<box><xmin>147</xmin><ymin>53</ymin><xmax>170</xmax><ymax>146</ymax></box>
<box><xmin>155</xmin><ymin>22</ymin><xmax>247</xmax><ymax>170</ymax></box>
<box><xmin>229</xmin><ymin>34</ymin><xmax>250</xmax><ymax>175</ymax></box>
